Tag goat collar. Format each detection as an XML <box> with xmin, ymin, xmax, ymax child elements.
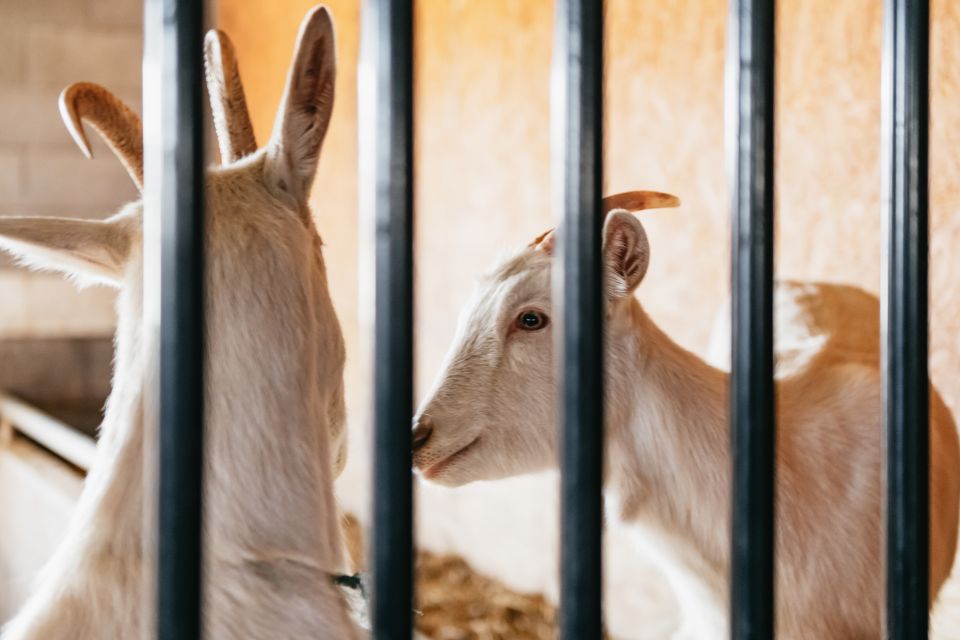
<box><xmin>332</xmin><ymin>572</ymin><xmax>370</xmax><ymax>629</ymax></box>
<box><xmin>332</xmin><ymin>572</ymin><xmax>367</xmax><ymax>594</ymax></box>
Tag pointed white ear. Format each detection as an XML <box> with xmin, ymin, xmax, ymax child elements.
<box><xmin>265</xmin><ymin>6</ymin><xmax>337</xmax><ymax>202</ymax></box>
<box><xmin>603</xmin><ymin>211</ymin><xmax>650</xmax><ymax>298</ymax></box>
<box><xmin>0</xmin><ymin>216</ymin><xmax>133</xmax><ymax>287</ymax></box>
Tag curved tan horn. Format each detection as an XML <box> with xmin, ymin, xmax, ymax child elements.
<box><xmin>529</xmin><ymin>190</ymin><xmax>680</xmax><ymax>252</ymax></box>
<box><xmin>59</xmin><ymin>82</ymin><xmax>143</xmax><ymax>191</ymax></box>
<box><xmin>602</xmin><ymin>190</ymin><xmax>681</xmax><ymax>213</ymax></box>
<box><xmin>204</xmin><ymin>29</ymin><xmax>257</xmax><ymax>163</ymax></box>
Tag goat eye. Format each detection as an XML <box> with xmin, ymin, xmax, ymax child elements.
<box><xmin>516</xmin><ymin>310</ymin><xmax>549</xmax><ymax>331</ymax></box>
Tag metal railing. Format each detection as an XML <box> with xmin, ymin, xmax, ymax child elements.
<box><xmin>728</xmin><ymin>1</ymin><xmax>776</xmax><ymax>638</ymax></box>
<box><xmin>883</xmin><ymin>1</ymin><xmax>930</xmax><ymax>637</ymax></box>
<box><xmin>144</xmin><ymin>0</ymin><xmax>932</xmax><ymax>638</ymax></box>
<box><xmin>554</xmin><ymin>2</ymin><xmax>605</xmax><ymax>638</ymax></box>
<box><xmin>144</xmin><ymin>0</ymin><xmax>206</xmax><ymax>639</ymax></box>
<box><xmin>369</xmin><ymin>1</ymin><xmax>416</xmax><ymax>638</ymax></box>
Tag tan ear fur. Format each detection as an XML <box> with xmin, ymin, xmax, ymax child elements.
<box><xmin>603</xmin><ymin>210</ymin><xmax>650</xmax><ymax>297</ymax></box>
<box><xmin>266</xmin><ymin>6</ymin><xmax>337</xmax><ymax>201</ymax></box>
<box><xmin>204</xmin><ymin>29</ymin><xmax>258</xmax><ymax>163</ymax></box>
<box><xmin>0</xmin><ymin>216</ymin><xmax>133</xmax><ymax>287</ymax></box>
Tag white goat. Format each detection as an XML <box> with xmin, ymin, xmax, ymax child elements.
<box><xmin>0</xmin><ymin>7</ymin><xmax>362</xmax><ymax>639</ymax></box>
<box><xmin>411</xmin><ymin>194</ymin><xmax>960</xmax><ymax>639</ymax></box>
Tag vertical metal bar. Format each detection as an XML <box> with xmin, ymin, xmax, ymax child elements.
<box><xmin>553</xmin><ymin>0</ymin><xmax>604</xmax><ymax>637</ymax></box>
<box><xmin>727</xmin><ymin>0</ymin><xmax>776</xmax><ymax>638</ymax></box>
<box><xmin>369</xmin><ymin>0</ymin><xmax>414</xmax><ymax>638</ymax></box>
<box><xmin>152</xmin><ymin>0</ymin><xmax>206</xmax><ymax>637</ymax></box>
<box><xmin>882</xmin><ymin>0</ymin><xmax>930</xmax><ymax>637</ymax></box>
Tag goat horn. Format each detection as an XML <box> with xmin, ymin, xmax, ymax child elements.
<box><xmin>59</xmin><ymin>82</ymin><xmax>143</xmax><ymax>191</ymax></box>
<box><xmin>204</xmin><ymin>29</ymin><xmax>257</xmax><ymax>163</ymax></box>
<box><xmin>603</xmin><ymin>190</ymin><xmax>681</xmax><ymax>213</ymax></box>
<box><xmin>528</xmin><ymin>191</ymin><xmax>681</xmax><ymax>249</ymax></box>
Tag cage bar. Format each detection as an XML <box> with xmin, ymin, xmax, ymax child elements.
<box><xmin>882</xmin><ymin>0</ymin><xmax>930</xmax><ymax>637</ymax></box>
<box><xmin>553</xmin><ymin>0</ymin><xmax>605</xmax><ymax>637</ymax></box>
<box><xmin>150</xmin><ymin>0</ymin><xmax>207</xmax><ymax>638</ymax></box>
<box><xmin>727</xmin><ymin>0</ymin><xmax>777</xmax><ymax>638</ymax></box>
<box><xmin>369</xmin><ymin>0</ymin><xmax>416</xmax><ymax>638</ymax></box>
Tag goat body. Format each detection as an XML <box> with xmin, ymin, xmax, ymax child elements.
<box><xmin>411</xmin><ymin>199</ymin><xmax>960</xmax><ymax>638</ymax></box>
<box><xmin>0</xmin><ymin>7</ymin><xmax>361</xmax><ymax>639</ymax></box>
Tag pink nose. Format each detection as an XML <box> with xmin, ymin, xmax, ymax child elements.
<box><xmin>412</xmin><ymin>416</ymin><xmax>433</xmax><ymax>452</ymax></box>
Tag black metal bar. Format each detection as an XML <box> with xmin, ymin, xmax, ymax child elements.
<box><xmin>882</xmin><ymin>0</ymin><xmax>930</xmax><ymax>637</ymax></box>
<box><xmin>554</xmin><ymin>0</ymin><xmax>604</xmax><ymax>637</ymax></box>
<box><xmin>155</xmin><ymin>0</ymin><xmax>205</xmax><ymax>637</ymax></box>
<box><xmin>727</xmin><ymin>0</ymin><xmax>776</xmax><ymax>638</ymax></box>
<box><xmin>370</xmin><ymin>0</ymin><xmax>415</xmax><ymax>638</ymax></box>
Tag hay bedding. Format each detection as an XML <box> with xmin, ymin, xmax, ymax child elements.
<box><xmin>343</xmin><ymin>514</ymin><xmax>960</xmax><ymax>639</ymax></box>
<box><xmin>414</xmin><ymin>551</ymin><xmax>556</xmax><ymax>640</ymax></box>
<box><xmin>342</xmin><ymin>515</ymin><xmax>557</xmax><ymax>639</ymax></box>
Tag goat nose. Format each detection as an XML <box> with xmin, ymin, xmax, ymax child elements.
<box><xmin>412</xmin><ymin>416</ymin><xmax>433</xmax><ymax>452</ymax></box>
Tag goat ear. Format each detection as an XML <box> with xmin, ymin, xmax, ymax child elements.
<box><xmin>204</xmin><ymin>29</ymin><xmax>258</xmax><ymax>163</ymax></box>
<box><xmin>265</xmin><ymin>6</ymin><xmax>336</xmax><ymax>202</ymax></box>
<box><xmin>528</xmin><ymin>228</ymin><xmax>556</xmax><ymax>255</ymax></box>
<box><xmin>603</xmin><ymin>211</ymin><xmax>649</xmax><ymax>298</ymax></box>
<box><xmin>0</xmin><ymin>216</ymin><xmax>133</xmax><ymax>287</ymax></box>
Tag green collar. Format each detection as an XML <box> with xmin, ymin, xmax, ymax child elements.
<box><xmin>332</xmin><ymin>572</ymin><xmax>366</xmax><ymax>596</ymax></box>
<box><xmin>332</xmin><ymin>572</ymin><xmax>371</xmax><ymax>629</ymax></box>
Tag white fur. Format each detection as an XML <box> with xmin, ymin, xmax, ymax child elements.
<box><xmin>0</xmin><ymin>6</ymin><xmax>361</xmax><ymax>639</ymax></box>
<box><xmin>413</xmin><ymin>207</ymin><xmax>960</xmax><ymax>639</ymax></box>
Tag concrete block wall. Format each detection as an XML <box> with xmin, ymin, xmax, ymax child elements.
<box><xmin>0</xmin><ymin>0</ymin><xmax>143</xmax><ymax>339</ymax></box>
<box><xmin>0</xmin><ymin>337</ymin><xmax>112</xmax><ymax>434</ymax></box>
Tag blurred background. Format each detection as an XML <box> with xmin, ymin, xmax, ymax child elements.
<box><xmin>2</xmin><ymin>0</ymin><xmax>960</xmax><ymax>638</ymax></box>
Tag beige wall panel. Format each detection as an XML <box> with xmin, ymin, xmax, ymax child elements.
<box><xmin>0</xmin><ymin>439</ymin><xmax>84</xmax><ymax>621</ymax></box>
